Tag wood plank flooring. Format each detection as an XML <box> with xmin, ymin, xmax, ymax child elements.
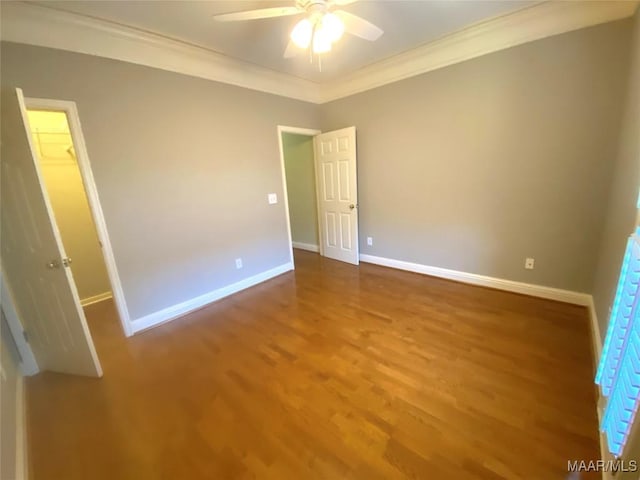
<box><xmin>26</xmin><ymin>250</ymin><xmax>600</xmax><ymax>479</ymax></box>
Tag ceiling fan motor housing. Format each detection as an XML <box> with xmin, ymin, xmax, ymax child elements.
<box><xmin>297</xmin><ymin>0</ymin><xmax>330</xmax><ymax>14</ymax></box>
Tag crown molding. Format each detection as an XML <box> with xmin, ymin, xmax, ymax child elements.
<box><xmin>0</xmin><ymin>2</ymin><xmax>322</xmax><ymax>104</ymax></box>
<box><xmin>1</xmin><ymin>1</ymin><xmax>637</xmax><ymax>105</ymax></box>
<box><xmin>319</xmin><ymin>0</ymin><xmax>639</xmax><ymax>103</ymax></box>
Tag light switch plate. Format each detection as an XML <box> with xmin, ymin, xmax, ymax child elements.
<box><xmin>268</xmin><ymin>193</ymin><xmax>278</xmax><ymax>204</ymax></box>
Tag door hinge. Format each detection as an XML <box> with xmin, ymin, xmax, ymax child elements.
<box><xmin>23</xmin><ymin>330</ymin><xmax>29</xmax><ymax>343</ymax></box>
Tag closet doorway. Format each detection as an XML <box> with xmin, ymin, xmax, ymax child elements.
<box><xmin>23</xmin><ymin>97</ymin><xmax>131</xmax><ymax>340</ymax></box>
<box><xmin>26</xmin><ymin>109</ymin><xmax>111</xmax><ymax>307</ymax></box>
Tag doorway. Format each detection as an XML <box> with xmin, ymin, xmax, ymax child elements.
<box><xmin>23</xmin><ymin>97</ymin><xmax>132</xmax><ymax>340</ymax></box>
<box><xmin>26</xmin><ymin>109</ymin><xmax>111</xmax><ymax>307</ymax></box>
<box><xmin>278</xmin><ymin>126</ymin><xmax>321</xmax><ymax>260</ymax></box>
<box><xmin>277</xmin><ymin>125</ymin><xmax>360</xmax><ymax>266</ymax></box>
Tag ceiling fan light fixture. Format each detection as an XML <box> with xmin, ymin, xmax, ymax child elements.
<box><xmin>212</xmin><ymin>1</ymin><xmax>384</xmax><ymax>63</ymax></box>
<box><xmin>291</xmin><ymin>18</ymin><xmax>312</xmax><ymax>48</ymax></box>
<box><xmin>322</xmin><ymin>13</ymin><xmax>344</xmax><ymax>43</ymax></box>
<box><xmin>312</xmin><ymin>27</ymin><xmax>332</xmax><ymax>53</ymax></box>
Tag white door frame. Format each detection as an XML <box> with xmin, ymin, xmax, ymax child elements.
<box><xmin>25</xmin><ymin>97</ymin><xmax>133</xmax><ymax>337</ymax></box>
<box><xmin>277</xmin><ymin>125</ymin><xmax>322</xmax><ymax>267</ymax></box>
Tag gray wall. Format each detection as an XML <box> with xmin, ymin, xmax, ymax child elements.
<box><xmin>592</xmin><ymin>10</ymin><xmax>640</xmax><ymax>341</ymax></box>
<box><xmin>1</xmin><ymin>42</ymin><xmax>319</xmax><ymax>320</ymax></box>
<box><xmin>320</xmin><ymin>20</ymin><xmax>631</xmax><ymax>292</ymax></box>
<box><xmin>282</xmin><ymin>133</ymin><xmax>319</xmax><ymax>247</ymax></box>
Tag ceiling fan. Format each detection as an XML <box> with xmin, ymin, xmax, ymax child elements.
<box><xmin>212</xmin><ymin>0</ymin><xmax>384</xmax><ymax>60</ymax></box>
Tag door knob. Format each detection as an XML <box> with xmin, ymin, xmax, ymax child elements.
<box><xmin>62</xmin><ymin>257</ymin><xmax>73</xmax><ymax>267</ymax></box>
<box><xmin>349</xmin><ymin>204</ymin><xmax>356</xmax><ymax>210</ymax></box>
<box><xmin>46</xmin><ymin>259</ymin><xmax>61</xmax><ymax>269</ymax></box>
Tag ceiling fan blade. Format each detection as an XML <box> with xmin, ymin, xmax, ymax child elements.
<box><xmin>284</xmin><ymin>40</ymin><xmax>298</xmax><ymax>59</ymax></box>
<box><xmin>213</xmin><ymin>6</ymin><xmax>301</xmax><ymax>22</ymax></box>
<box><xmin>334</xmin><ymin>10</ymin><xmax>383</xmax><ymax>41</ymax></box>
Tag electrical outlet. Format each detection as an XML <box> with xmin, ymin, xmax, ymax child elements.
<box><xmin>268</xmin><ymin>193</ymin><xmax>278</xmax><ymax>204</ymax></box>
<box><xmin>235</xmin><ymin>258</ymin><xmax>243</xmax><ymax>269</ymax></box>
<box><xmin>367</xmin><ymin>236</ymin><xmax>373</xmax><ymax>246</ymax></box>
<box><xmin>525</xmin><ymin>258</ymin><xmax>535</xmax><ymax>270</ymax></box>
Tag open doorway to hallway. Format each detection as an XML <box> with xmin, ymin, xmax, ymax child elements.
<box><xmin>278</xmin><ymin>127</ymin><xmax>321</xmax><ymax>257</ymax></box>
<box><xmin>278</xmin><ymin>125</ymin><xmax>361</xmax><ymax>265</ymax></box>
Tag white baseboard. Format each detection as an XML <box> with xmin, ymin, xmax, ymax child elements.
<box><xmin>359</xmin><ymin>254</ymin><xmax>591</xmax><ymax>306</ymax></box>
<box><xmin>15</xmin><ymin>374</ymin><xmax>27</xmax><ymax>480</ymax></box>
<box><xmin>80</xmin><ymin>291</ymin><xmax>113</xmax><ymax>307</ymax></box>
<box><xmin>130</xmin><ymin>262</ymin><xmax>294</xmax><ymax>334</ymax></box>
<box><xmin>292</xmin><ymin>242</ymin><xmax>319</xmax><ymax>253</ymax></box>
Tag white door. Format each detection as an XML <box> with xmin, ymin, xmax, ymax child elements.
<box><xmin>314</xmin><ymin>127</ymin><xmax>359</xmax><ymax>265</ymax></box>
<box><xmin>1</xmin><ymin>87</ymin><xmax>102</xmax><ymax>377</ymax></box>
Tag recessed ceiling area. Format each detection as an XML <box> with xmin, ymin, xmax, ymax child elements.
<box><xmin>30</xmin><ymin>0</ymin><xmax>537</xmax><ymax>82</ymax></box>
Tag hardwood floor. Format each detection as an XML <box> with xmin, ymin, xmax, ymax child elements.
<box><xmin>27</xmin><ymin>250</ymin><xmax>600</xmax><ymax>479</ymax></box>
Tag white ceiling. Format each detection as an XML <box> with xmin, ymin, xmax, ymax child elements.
<box><xmin>31</xmin><ymin>0</ymin><xmax>537</xmax><ymax>83</ymax></box>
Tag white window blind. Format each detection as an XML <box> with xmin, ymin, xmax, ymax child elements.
<box><xmin>596</xmin><ymin>228</ymin><xmax>640</xmax><ymax>457</ymax></box>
